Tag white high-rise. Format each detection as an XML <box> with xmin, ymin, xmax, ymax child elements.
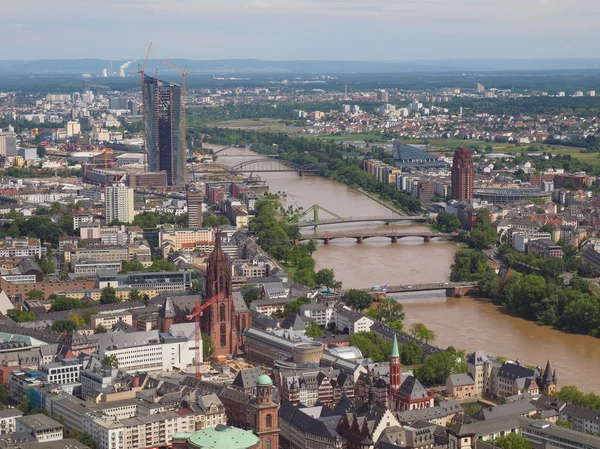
<box><xmin>105</xmin><ymin>185</ymin><xmax>134</xmax><ymax>224</ymax></box>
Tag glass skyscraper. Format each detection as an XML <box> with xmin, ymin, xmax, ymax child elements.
<box><xmin>143</xmin><ymin>75</ymin><xmax>186</xmax><ymax>186</ymax></box>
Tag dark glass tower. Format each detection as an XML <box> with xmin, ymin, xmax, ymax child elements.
<box><xmin>143</xmin><ymin>76</ymin><xmax>186</xmax><ymax>186</ymax></box>
<box><xmin>451</xmin><ymin>148</ymin><xmax>474</xmax><ymax>201</ymax></box>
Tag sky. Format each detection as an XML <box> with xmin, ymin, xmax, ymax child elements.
<box><xmin>3</xmin><ymin>0</ymin><xmax>600</xmax><ymax>60</ymax></box>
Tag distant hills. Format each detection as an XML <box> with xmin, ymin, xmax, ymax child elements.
<box><xmin>2</xmin><ymin>58</ymin><xmax>600</xmax><ymax>75</ymax></box>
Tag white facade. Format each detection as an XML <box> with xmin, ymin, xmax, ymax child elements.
<box><xmin>0</xmin><ymin>410</ymin><xmax>23</xmax><ymax>434</ymax></box>
<box><xmin>105</xmin><ymin>185</ymin><xmax>135</xmax><ymax>224</ymax></box>
<box><xmin>39</xmin><ymin>360</ymin><xmax>83</xmax><ymax>385</ymax></box>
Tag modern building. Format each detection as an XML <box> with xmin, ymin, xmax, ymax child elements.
<box><xmin>105</xmin><ymin>185</ymin><xmax>135</xmax><ymax>224</ymax></box>
<box><xmin>186</xmin><ymin>190</ymin><xmax>204</xmax><ymax>228</ymax></box>
<box><xmin>0</xmin><ymin>132</ymin><xmax>17</xmax><ymax>157</ymax></box>
<box><xmin>143</xmin><ymin>76</ymin><xmax>186</xmax><ymax>186</ymax></box>
<box><xmin>39</xmin><ymin>359</ymin><xmax>83</xmax><ymax>386</ymax></box>
<box><xmin>520</xmin><ymin>417</ymin><xmax>600</xmax><ymax>449</ymax></box>
<box><xmin>127</xmin><ymin>171</ymin><xmax>168</xmax><ymax>188</ymax></box>
<box><xmin>109</xmin><ymin>98</ymin><xmax>127</xmax><ymax>110</ymax></box>
<box><xmin>392</xmin><ymin>142</ymin><xmax>448</xmax><ymax>171</ymax></box>
<box><xmin>451</xmin><ymin>148</ymin><xmax>474</xmax><ymax>201</ymax></box>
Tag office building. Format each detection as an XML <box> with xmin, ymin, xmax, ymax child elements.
<box><xmin>127</xmin><ymin>171</ymin><xmax>167</xmax><ymax>188</ymax></box>
<box><xmin>0</xmin><ymin>132</ymin><xmax>17</xmax><ymax>157</ymax></box>
<box><xmin>187</xmin><ymin>190</ymin><xmax>204</xmax><ymax>228</ymax></box>
<box><xmin>109</xmin><ymin>98</ymin><xmax>127</xmax><ymax>110</ymax></box>
<box><xmin>143</xmin><ymin>76</ymin><xmax>186</xmax><ymax>186</ymax></box>
<box><xmin>451</xmin><ymin>148</ymin><xmax>474</xmax><ymax>201</ymax></box>
<box><xmin>105</xmin><ymin>185</ymin><xmax>134</xmax><ymax>224</ymax></box>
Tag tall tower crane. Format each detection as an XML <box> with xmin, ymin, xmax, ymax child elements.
<box><xmin>186</xmin><ymin>290</ymin><xmax>225</xmax><ymax>378</ymax></box>
<box><xmin>162</xmin><ymin>60</ymin><xmax>189</xmax><ymax>185</ymax></box>
<box><xmin>138</xmin><ymin>43</ymin><xmax>152</xmax><ymax>172</ymax></box>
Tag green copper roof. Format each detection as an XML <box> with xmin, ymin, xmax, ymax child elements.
<box><xmin>257</xmin><ymin>374</ymin><xmax>272</xmax><ymax>386</ymax></box>
<box><xmin>391</xmin><ymin>333</ymin><xmax>399</xmax><ymax>358</ymax></box>
<box><xmin>187</xmin><ymin>425</ymin><xmax>259</xmax><ymax>449</ymax></box>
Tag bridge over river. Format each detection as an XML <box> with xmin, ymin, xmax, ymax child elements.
<box><xmin>357</xmin><ymin>282</ymin><xmax>479</xmax><ymax>297</ymax></box>
<box><xmin>297</xmin><ymin>231</ymin><xmax>449</xmax><ymax>244</ymax></box>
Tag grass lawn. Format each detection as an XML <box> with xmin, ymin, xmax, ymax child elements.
<box><xmin>281</xmin><ymin>262</ymin><xmax>297</xmax><ymax>278</ymax></box>
<box><xmin>461</xmin><ymin>401</ymin><xmax>486</xmax><ymax>417</ymax></box>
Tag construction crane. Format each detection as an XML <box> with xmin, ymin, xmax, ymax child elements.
<box><xmin>162</xmin><ymin>60</ymin><xmax>189</xmax><ymax>185</ymax></box>
<box><xmin>138</xmin><ymin>43</ymin><xmax>152</xmax><ymax>172</ymax></box>
<box><xmin>186</xmin><ymin>290</ymin><xmax>225</xmax><ymax>378</ymax></box>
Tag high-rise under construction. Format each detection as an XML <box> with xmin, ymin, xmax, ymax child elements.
<box><xmin>143</xmin><ymin>75</ymin><xmax>186</xmax><ymax>186</ymax></box>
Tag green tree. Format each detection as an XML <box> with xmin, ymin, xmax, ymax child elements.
<box><xmin>435</xmin><ymin>211</ymin><xmax>462</xmax><ymax>233</ymax></box>
<box><xmin>26</xmin><ymin>290</ymin><xmax>44</xmax><ymax>300</ymax></box>
<box><xmin>345</xmin><ymin>289</ymin><xmax>373</xmax><ymax>311</ymax></box>
<box><xmin>52</xmin><ymin>319</ymin><xmax>78</xmax><ymax>333</ymax></box>
<box><xmin>202</xmin><ymin>333</ymin><xmax>215</xmax><ymax>359</ymax></box>
<box><xmin>120</xmin><ymin>260</ymin><xmax>145</xmax><ymax>273</ymax></box>
<box><xmin>365</xmin><ymin>296</ymin><xmax>405</xmax><ymax>324</ymax></box>
<box><xmin>95</xmin><ymin>324</ymin><xmax>108</xmax><ymax>334</ymax></box>
<box><xmin>36</xmin><ymin>144</ymin><xmax>47</xmax><ymax>158</ymax></box>
<box><xmin>314</xmin><ymin>268</ymin><xmax>342</xmax><ymax>290</ymax></box>
<box><xmin>492</xmin><ymin>433</ymin><xmax>532</xmax><ymax>449</ymax></box>
<box><xmin>49</xmin><ymin>297</ymin><xmax>82</xmax><ymax>312</ymax></box>
<box><xmin>468</xmin><ymin>208</ymin><xmax>499</xmax><ymax>249</ymax></box>
<box><xmin>204</xmin><ymin>214</ymin><xmax>230</xmax><ymax>228</ymax></box>
<box><xmin>128</xmin><ymin>289</ymin><xmax>142</xmax><ymax>302</ymax></box>
<box><xmin>0</xmin><ymin>384</ymin><xmax>8</xmax><ymax>402</ymax></box>
<box><xmin>556</xmin><ymin>420</ymin><xmax>574</xmax><ymax>429</ymax></box>
<box><xmin>416</xmin><ymin>347</ymin><xmax>466</xmax><ymax>386</ymax></box>
<box><xmin>7</xmin><ymin>309</ymin><xmax>36</xmax><ymax>323</ymax></box>
<box><xmin>401</xmin><ymin>340</ymin><xmax>424</xmax><ymax>365</ymax></box>
<box><xmin>99</xmin><ymin>287</ymin><xmax>119</xmax><ymax>304</ymax></box>
<box><xmin>78</xmin><ymin>432</ymin><xmax>96</xmax><ymax>449</ymax></box>
<box><xmin>147</xmin><ymin>259</ymin><xmax>176</xmax><ymax>272</ymax></box>
<box><xmin>242</xmin><ymin>287</ymin><xmax>260</xmax><ymax>306</ymax></box>
<box><xmin>283</xmin><ymin>298</ymin><xmax>308</xmax><ymax>315</ymax></box>
<box><xmin>305</xmin><ymin>321</ymin><xmax>326</xmax><ymax>338</ymax></box>
<box><xmin>409</xmin><ymin>323</ymin><xmax>436</xmax><ymax>344</ymax></box>
<box><xmin>102</xmin><ymin>354</ymin><xmax>119</xmax><ymax>368</ymax></box>
<box><xmin>349</xmin><ymin>332</ymin><xmax>392</xmax><ymax>363</ymax></box>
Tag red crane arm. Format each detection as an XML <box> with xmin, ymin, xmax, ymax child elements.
<box><xmin>186</xmin><ymin>291</ymin><xmax>226</xmax><ymax>321</ymax></box>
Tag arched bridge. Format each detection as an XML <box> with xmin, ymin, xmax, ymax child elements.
<box><xmin>296</xmin><ymin>231</ymin><xmax>449</xmax><ymax>244</ymax></box>
<box><xmin>197</xmin><ymin>157</ymin><xmax>318</xmax><ymax>176</ymax></box>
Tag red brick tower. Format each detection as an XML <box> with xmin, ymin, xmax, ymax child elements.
<box><xmin>254</xmin><ymin>374</ymin><xmax>279</xmax><ymax>449</ymax></box>
<box><xmin>451</xmin><ymin>147</ymin><xmax>474</xmax><ymax>201</ymax></box>
<box><xmin>203</xmin><ymin>230</ymin><xmax>234</xmax><ymax>357</ymax></box>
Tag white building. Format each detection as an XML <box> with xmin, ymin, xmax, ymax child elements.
<box><xmin>333</xmin><ymin>305</ymin><xmax>374</xmax><ymax>335</ymax></box>
<box><xmin>0</xmin><ymin>132</ymin><xmax>17</xmax><ymax>157</ymax></box>
<box><xmin>65</xmin><ymin>121</ymin><xmax>81</xmax><ymax>137</ymax></box>
<box><xmin>39</xmin><ymin>359</ymin><xmax>83</xmax><ymax>385</ymax></box>
<box><xmin>0</xmin><ymin>409</ymin><xmax>23</xmax><ymax>434</ymax></box>
<box><xmin>105</xmin><ymin>184</ymin><xmax>135</xmax><ymax>224</ymax></box>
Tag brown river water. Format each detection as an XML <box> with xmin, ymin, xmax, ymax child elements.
<box><xmin>214</xmin><ymin>146</ymin><xmax>600</xmax><ymax>393</ymax></box>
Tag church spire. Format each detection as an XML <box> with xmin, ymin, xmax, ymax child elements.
<box><xmin>392</xmin><ymin>334</ymin><xmax>399</xmax><ymax>358</ymax></box>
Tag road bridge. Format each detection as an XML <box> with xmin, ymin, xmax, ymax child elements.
<box><xmin>296</xmin><ymin>231</ymin><xmax>448</xmax><ymax>244</ymax></box>
<box><xmin>358</xmin><ymin>282</ymin><xmax>479</xmax><ymax>297</ymax></box>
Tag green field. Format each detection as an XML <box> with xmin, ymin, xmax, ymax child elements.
<box><xmin>208</xmin><ymin>118</ymin><xmax>301</xmax><ymax>132</ymax></box>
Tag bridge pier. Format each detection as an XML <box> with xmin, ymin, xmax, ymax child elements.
<box><xmin>293</xmin><ymin>238</ymin><xmax>299</xmax><ymax>246</ymax></box>
<box><xmin>424</xmin><ymin>235</ymin><xmax>431</xmax><ymax>242</ymax></box>
<box><xmin>390</xmin><ymin>235</ymin><xmax>398</xmax><ymax>243</ymax></box>
<box><xmin>356</xmin><ymin>236</ymin><xmax>363</xmax><ymax>244</ymax></box>
<box><xmin>323</xmin><ymin>238</ymin><xmax>330</xmax><ymax>245</ymax></box>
